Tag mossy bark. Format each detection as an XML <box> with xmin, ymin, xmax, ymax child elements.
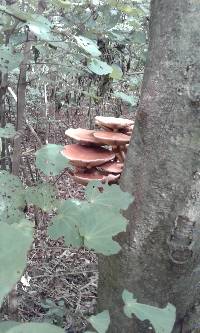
<box><xmin>98</xmin><ymin>1</ymin><xmax>200</xmax><ymax>332</ymax></box>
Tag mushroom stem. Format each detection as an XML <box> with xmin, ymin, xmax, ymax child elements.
<box><xmin>112</xmin><ymin>146</ymin><xmax>122</xmax><ymax>161</ymax></box>
<box><xmin>117</xmin><ymin>146</ymin><xmax>125</xmax><ymax>162</ymax></box>
<box><xmin>123</xmin><ymin>145</ymin><xmax>128</xmax><ymax>153</ymax></box>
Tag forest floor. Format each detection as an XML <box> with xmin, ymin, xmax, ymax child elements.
<box><xmin>0</xmin><ymin>102</ymin><xmax>134</xmax><ymax>333</ymax></box>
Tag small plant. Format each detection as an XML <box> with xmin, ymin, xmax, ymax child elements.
<box><xmin>40</xmin><ymin>299</ymin><xmax>66</xmax><ymax>326</ymax></box>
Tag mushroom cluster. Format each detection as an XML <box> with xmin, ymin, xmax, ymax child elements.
<box><xmin>62</xmin><ymin>116</ymin><xmax>134</xmax><ymax>186</ymax></box>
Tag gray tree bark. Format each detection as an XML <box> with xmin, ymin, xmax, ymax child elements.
<box><xmin>98</xmin><ymin>1</ymin><xmax>200</xmax><ymax>332</ymax></box>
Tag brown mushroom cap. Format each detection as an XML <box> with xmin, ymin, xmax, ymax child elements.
<box><xmin>93</xmin><ymin>131</ymin><xmax>130</xmax><ymax>146</ymax></box>
<box><xmin>72</xmin><ymin>170</ymin><xmax>120</xmax><ymax>185</ymax></box>
<box><xmin>61</xmin><ymin>144</ymin><xmax>115</xmax><ymax>168</ymax></box>
<box><xmin>72</xmin><ymin>170</ymin><xmax>105</xmax><ymax>185</ymax></box>
<box><xmin>95</xmin><ymin>116</ymin><xmax>134</xmax><ymax>130</ymax></box>
<box><xmin>65</xmin><ymin>128</ymin><xmax>100</xmax><ymax>145</ymax></box>
<box><xmin>98</xmin><ymin>161</ymin><xmax>124</xmax><ymax>174</ymax></box>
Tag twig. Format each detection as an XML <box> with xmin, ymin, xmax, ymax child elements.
<box><xmin>7</xmin><ymin>86</ymin><xmax>43</xmax><ymax>148</ymax></box>
<box><xmin>25</xmin><ymin>119</ymin><xmax>43</xmax><ymax>148</ymax></box>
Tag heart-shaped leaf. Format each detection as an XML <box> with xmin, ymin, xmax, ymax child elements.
<box><xmin>25</xmin><ymin>183</ymin><xmax>58</xmax><ymax>211</ymax></box>
<box><xmin>79</xmin><ymin>206</ymin><xmax>127</xmax><ymax>255</ymax></box>
<box><xmin>0</xmin><ymin>124</ymin><xmax>16</xmax><ymax>138</ymax></box>
<box><xmin>109</xmin><ymin>64</ymin><xmax>123</xmax><ymax>80</ymax></box>
<box><xmin>0</xmin><ymin>221</ymin><xmax>33</xmax><ymax>305</ymax></box>
<box><xmin>75</xmin><ymin>36</ymin><xmax>101</xmax><ymax>57</ymax></box>
<box><xmin>88</xmin><ymin>310</ymin><xmax>110</xmax><ymax>333</ymax></box>
<box><xmin>122</xmin><ymin>290</ymin><xmax>176</xmax><ymax>333</ymax></box>
<box><xmin>86</xmin><ymin>182</ymin><xmax>134</xmax><ymax>212</ymax></box>
<box><xmin>114</xmin><ymin>91</ymin><xmax>138</xmax><ymax>106</ymax></box>
<box><xmin>88</xmin><ymin>59</ymin><xmax>113</xmax><ymax>75</ymax></box>
<box><xmin>0</xmin><ymin>171</ymin><xmax>26</xmax><ymax>224</ymax></box>
<box><xmin>48</xmin><ymin>199</ymin><xmax>83</xmax><ymax>247</ymax></box>
<box><xmin>35</xmin><ymin>144</ymin><xmax>68</xmax><ymax>176</ymax></box>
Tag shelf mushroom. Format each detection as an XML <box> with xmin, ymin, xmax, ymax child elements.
<box><xmin>61</xmin><ymin>144</ymin><xmax>121</xmax><ymax>185</ymax></box>
<box><xmin>93</xmin><ymin>131</ymin><xmax>130</xmax><ymax>162</ymax></box>
<box><xmin>63</xmin><ymin>116</ymin><xmax>134</xmax><ymax>186</ymax></box>
<box><xmin>65</xmin><ymin>128</ymin><xmax>100</xmax><ymax>146</ymax></box>
<box><xmin>121</xmin><ymin>124</ymin><xmax>134</xmax><ymax>136</ymax></box>
<box><xmin>95</xmin><ymin>116</ymin><xmax>134</xmax><ymax>131</ymax></box>
<box><xmin>61</xmin><ymin>144</ymin><xmax>115</xmax><ymax>168</ymax></box>
<box><xmin>97</xmin><ymin>161</ymin><xmax>124</xmax><ymax>174</ymax></box>
<box><xmin>72</xmin><ymin>169</ymin><xmax>120</xmax><ymax>186</ymax></box>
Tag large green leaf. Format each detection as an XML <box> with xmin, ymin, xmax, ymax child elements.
<box><xmin>0</xmin><ymin>5</ymin><xmax>30</xmax><ymax>22</ymax></box>
<box><xmin>48</xmin><ymin>183</ymin><xmax>133</xmax><ymax>255</ymax></box>
<box><xmin>0</xmin><ymin>124</ymin><xmax>16</xmax><ymax>138</ymax></box>
<box><xmin>6</xmin><ymin>322</ymin><xmax>64</xmax><ymax>333</ymax></box>
<box><xmin>35</xmin><ymin>144</ymin><xmax>69</xmax><ymax>176</ymax></box>
<box><xmin>0</xmin><ymin>221</ymin><xmax>33</xmax><ymax>305</ymax></box>
<box><xmin>48</xmin><ymin>199</ymin><xmax>83</xmax><ymax>247</ymax></box>
<box><xmin>0</xmin><ymin>46</ymin><xmax>23</xmax><ymax>74</ymax></box>
<box><xmin>0</xmin><ymin>171</ymin><xmax>26</xmax><ymax>224</ymax></box>
<box><xmin>119</xmin><ymin>5</ymin><xmax>144</xmax><ymax>16</ymax></box>
<box><xmin>122</xmin><ymin>290</ymin><xmax>176</xmax><ymax>333</ymax></box>
<box><xmin>0</xmin><ymin>321</ymin><xmax>20</xmax><ymax>332</ymax></box>
<box><xmin>49</xmin><ymin>0</ymin><xmax>71</xmax><ymax>9</ymax></box>
<box><xmin>133</xmin><ymin>30</ymin><xmax>146</xmax><ymax>44</ymax></box>
<box><xmin>114</xmin><ymin>91</ymin><xmax>138</xmax><ymax>106</ymax></box>
<box><xmin>79</xmin><ymin>206</ymin><xmax>127</xmax><ymax>255</ymax></box>
<box><xmin>75</xmin><ymin>35</ymin><xmax>101</xmax><ymax>57</ymax></box>
<box><xmin>88</xmin><ymin>58</ymin><xmax>113</xmax><ymax>75</ymax></box>
<box><xmin>27</xmin><ymin>15</ymin><xmax>54</xmax><ymax>41</ymax></box>
<box><xmin>87</xmin><ymin>310</ymin><xmax>110</xmax><ymax>333</ymax></box>
<box><xmin>25</xmin><ymin>183</ymin><xmax>58</xmax><ymax>211</ymax></box>
<box><xmin>109</xmin><ymin>64</ymin><xmax>123</xmax><ymax>80</ymax></box>
<box><xmin>86</xmin><ymin>183</ymin><xmax>134</xmax><ymax>212</ymax></box>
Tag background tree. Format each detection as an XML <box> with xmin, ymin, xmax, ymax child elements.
<box><xmin>98</xmin><ymin>0</ymin><xmax>200</xmax><ymax>332</ymax></box>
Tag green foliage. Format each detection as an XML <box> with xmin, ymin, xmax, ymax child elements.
<box><xmin>48</xmin><ymin>182</ymin><xmax>134</xmax><ymax>255</ymax></box>
<box><xmin>86</xmin><ymin>310</ymin><xmax>110</xmax><ymax>333</ymax></box>
<box><xmin>35</xmin><ymin>144</ymin><xmax>69</xmax><ymax>176</ymax></box>
<box><xmin>0</xmin><ymin>171</ymin><xmax>25</xmax><ymax>224</ymax></box>
<box><xmin>114</xmin><ymin>91</ymin><xmax>138</xmax><ymax>106</ymax></box>
<box><xmin>0</xmin><ymin>45</ymin><xmax>23</xmax><ymax>74</ymax></box>
<box><xmin>25</xmin><ymin>183</ymin><xmax>58</xmax><ymax>211</ymax></box>
<box><xmin>75</xmin><ymin>35</ymin><xmax>101</xmax><ymax>57</ymax></box>
<box><xmin>40</xmin><ymin>299</ymin><xmax>66</xmax><ymax>326</ymax></box>
<box><xmin>48</xmin><ymin>199</ymin><xmax>83</xmax><ymax>247</ymax></box>
<box><xmin>4</xmin><ymin>322</ymin><xmax>64</xmax><ymax>332</ymax></box>
<box><xmin>133</xmin><ymin>30</ymin><xmax>146</xmax><ymax>44</ymax></box>
<box><xmin>122</xmin><ymin>290</ymin><xmax>176</xmax><ymax>333</ymax></box>
<box><xmin>27</xmin><ymin>15</ymin><xmax>54</xmax><ymax>41</ymax></box>
<box><xmin>0</xmin><ymin>221</ymin><xmax>33</xmax><ymax>305</ymax></box>
<box><xmin>88</xmin><ymin>59</ymin><xmax>113</xmax><ymax>75</ymax></box>
<box><xmin>86</xmin><ymin>182</ymin><xmax>133</xmax><ymax>212</ymax></box>
<box><xmin>0</xmin><ymin>4</ymin><xmax>30</xmax><ymax>22</ymax></box>
<box><xmin>0</xmin><ymin>322</ymin><xmax>20</xmax><ymax>332</ymax></box>
<box><xmin>79</xmin><ymin>206</ymin><xmax>126</xmax><ymax>255</ymax></box>
<box><xmin>0</xmin><ymin>123</ymin><xmax>16</xmax><ymax>138</ymax></box>
<box><xmin>110</xmin><ymin>64</ymin><xmax>123</xmax><ymax>80</ymax></box>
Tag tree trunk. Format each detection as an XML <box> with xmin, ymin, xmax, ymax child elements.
<box><xmin>0</xmin><ymin>72</ymin><xmax>7</xmax><ymax>170</ymax></box>
<box><xmin>98</xmin><ymin>1</ymin><xmax>200</xmax><ymax>332</ymax></box>
<box><xmin>12</xmin><ymin>37</ymin><xmax>31</xmax><ymax>176</ymax></box>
